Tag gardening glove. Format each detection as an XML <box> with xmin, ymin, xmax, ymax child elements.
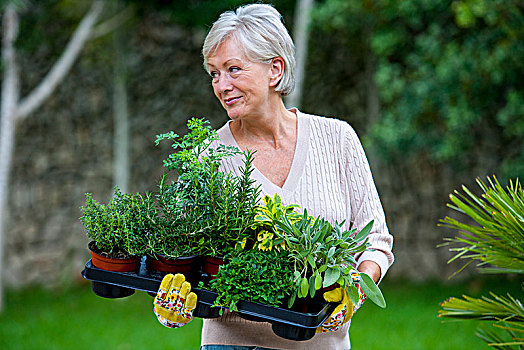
<box><xmin>153</xmin><ymin>273</ymin><xmax>197</xmax><ymax>328</ymax></box>
<box><xmin>317</xmin><ymin>273</ymin><xmax>367</xmax><ymax>333</ymax></box>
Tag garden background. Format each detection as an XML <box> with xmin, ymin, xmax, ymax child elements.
<box><xmin>0</xmin><ymin>0</ymin><xmax>522</xmax><ymax>349</ymax></box>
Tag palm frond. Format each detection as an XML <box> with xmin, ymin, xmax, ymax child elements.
<box><xmin>438</xmin><ymin>176</ymin><xmax>524</xmax><ymax>274</ymax></box>
<box><xmin>476</xmin><ymin>325</ymin><xmax>524</xmax><ymax>350</ymax></box>
<box><xmin>439</xmin><ymin>176</ymin><xmax>524</xmax><ymax>348</ymax></box>
<box><xmin>439</xmin><ymin>292</ymin><xmax>524</xmax><ymax>322</ymax></box>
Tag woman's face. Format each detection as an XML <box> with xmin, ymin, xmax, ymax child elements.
<box><xmin>206</xmin><ymin>38</ymin><xmax>272</xmax><ymax>121</ymax></box>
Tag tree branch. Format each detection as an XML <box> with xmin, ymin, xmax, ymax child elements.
<box><xmin>90</xmin><ymin>4</ymin><xmax>134</xmax><ymax>40</ymax></box>
<box><xmin>16</xmin><ymin>0</ymin><xmax>105</xmax><ymax>120</ymax></box>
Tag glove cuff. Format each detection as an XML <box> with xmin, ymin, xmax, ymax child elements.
<box><xmin>154</xmin><ymin>306</ymin><xmax>191</xmax><ymax>328</ymax></box>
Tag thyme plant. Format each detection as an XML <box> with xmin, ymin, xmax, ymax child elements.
<box><xmin>80</xmin><ymin>187</ymin><xmax>158</xmax><ymax>257</ymax></box>
<box><xmin>210</xmin><ymin>248</ymin><xmax>295</xmax><ymax>312</ymax></box>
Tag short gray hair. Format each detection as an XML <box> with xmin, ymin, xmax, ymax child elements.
<box><xmin>202</xmin><ymin>4</ymin><xmax>296</xmax><ymax>96</ymax></box>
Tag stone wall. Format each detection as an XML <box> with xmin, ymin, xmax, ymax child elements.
<box><xmin>5</xmin><ymin>11</ymin><xmax>472</xmax><ymax>288</ymax></box>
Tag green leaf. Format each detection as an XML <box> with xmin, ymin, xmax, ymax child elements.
<box><xmin>315</xmin><ymin>273</ymin><xmax>323</xmax><ymax>290</ymax></box>
<box><xmin>360</xmin><ymin>273</ymin><xmax>386</xmax><ymax>308</ymax></box>
<box><xmin>288</xmin><ymin>292</ymin><xmax>297</xmax><ymax>308</ymax></box>
<box><xmin>354</xmin><ymin>220</ymin><xmax>374</xmax><ymax>242</ymax></box>
<box><xmin>336</xmin><ymin>275</ymin><xmax>345</xmax><ymax>286</ymax></box>
<box><xmin>307</xmin><ymin>254</ymin><xmax>316</xmax><ymax>268</ymax></box>
<box><xmin>323</xmin><ymin>268</ymin><xmax>341</xmax><ymax>288</ymax></box>
<box><xmin>293</xmin><ymin>271</ymin><xmax>301</xmax><ymax>281</ymax></box>
<box><xmin>300</xmin><ymin>277</ymin><xmax>309</xmax><ymax>297</ymax></box>
<box><xmin>309</xmin><ymin>275</ymin><xmax>316</xmax><ymax>298</ymax></box>
<box><xmin>327</xmin><ymin>246</ymin><xmax>336</xmax><ymax>259</ymax></box>
<box><xmin>348</xmin><ymin>285</ymin><xmax>359</xmax><ymax>306</ymax></box>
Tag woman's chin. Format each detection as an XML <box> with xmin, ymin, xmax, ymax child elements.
<box><xmin>226</xmin><ymin>109</ymin><xmax>243</xmax><ymax>121</ymax></box>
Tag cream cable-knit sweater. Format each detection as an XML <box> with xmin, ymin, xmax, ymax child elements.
<box><xmin>200</xmin><ymin>110</ymin><xmax>394</xmax><ymax>349</ymax></box>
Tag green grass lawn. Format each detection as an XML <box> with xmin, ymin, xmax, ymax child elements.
<box><xmin>0</xmin><ymin>277</ymin><xmax>521</xmax><ymax>349</ymax></box>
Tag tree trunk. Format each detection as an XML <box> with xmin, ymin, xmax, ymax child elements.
<box><xmin>0</xmin><ymin>3</ymin><xmax>20</xmax><ymax>312</ymax></box>
<box><xmin>285</xmin><ymin>0</ymin><xmax>314</xmax><ymax>109</ymax></box>
<box><xmin>112</xmin><ymin>20</ymin><xmax>130</xmax><ymax>193</ymax></box>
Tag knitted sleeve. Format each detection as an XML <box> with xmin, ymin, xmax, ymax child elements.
<box><xmin>341</xmin><ymin>123</ymin><xmax>394</xmax><ymax>281</ymax></box>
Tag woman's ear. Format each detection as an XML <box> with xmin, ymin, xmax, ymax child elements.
<box><xmin>269</xmin><ymin>57</ymin><xmax>285</xmax><ymax>88</ymax></box>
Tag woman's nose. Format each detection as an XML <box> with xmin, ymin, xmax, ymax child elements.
<box><xmin>215</xmin><ymin>74</ymin><xmax>233</xmax><ymax>93</ymax></box>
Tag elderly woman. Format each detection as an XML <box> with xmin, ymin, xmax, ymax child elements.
<box><xmin>153</xmin><ymin>4</ymin><xmax>394</xmax><ymax>350</ymax></box>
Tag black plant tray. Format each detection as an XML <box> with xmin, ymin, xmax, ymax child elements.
<box><xmin>81</xmin><ymin>260</ymin><xmax>222</xmax><ymax>318</ymax></box>
<box><xmin>81</xmin><ymin>260</ymin><xmax>336</xmax><ymax>341</ymax></box>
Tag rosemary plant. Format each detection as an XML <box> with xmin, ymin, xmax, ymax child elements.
<box><xmin>153</xmin><ymin>118</ymin><xmax>261</xmax><ymax>258</ymax></box>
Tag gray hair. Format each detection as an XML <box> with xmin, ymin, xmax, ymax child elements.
<box><xmin>202</xmin><ymin>4</ymin><xmax>296</xmax><ymax>96</ymax></box>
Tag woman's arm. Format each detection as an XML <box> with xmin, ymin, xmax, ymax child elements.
<box><xmin>357</xmin><ymin>260</ymin><xmax>381</xmax><ymax>284</ymax></box>
<box><xmin>342</xmin><ymin>123</ymin><xmax>394</xmax><ymax>282</ymax></box>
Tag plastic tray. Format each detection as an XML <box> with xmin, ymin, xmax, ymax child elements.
<box><xmin>81</xmin><ymin>260</ymin><xmax>221</xmax><ymax>318</ymax></box>
<box><xmin>81</xmin><ymin>260</ymin><xmax>336</xmax><ymax>341</ymax></box>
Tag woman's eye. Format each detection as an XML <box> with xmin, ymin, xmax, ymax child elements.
<box><xmin>210</xmin><ymin>71</ymin><xmax>219</xmax><ymax>80</ymax></box>
<box><xmin>229</xmin><ymin>66</ymin><xmax>241</xmax><ymax>73</ymax></box>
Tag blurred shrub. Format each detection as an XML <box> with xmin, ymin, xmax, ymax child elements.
<box><xmin>314</xmin><ymin>0</ymin><xmax>524</xmax><ymax>178</ymax></box>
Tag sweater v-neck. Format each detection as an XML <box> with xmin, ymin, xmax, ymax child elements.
<box><xmin>219</xmin><ymin>109</ymin><xmax>311</xmax><ymax>196</ymax></box>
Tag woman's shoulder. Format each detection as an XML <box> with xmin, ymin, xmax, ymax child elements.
<box><xmin>298</xmin><ymin>110</ymin><xmax>357</xmax><ymax>139</ymax></box>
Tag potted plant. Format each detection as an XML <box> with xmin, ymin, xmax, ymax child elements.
<box><xmin>142</xmin><ymin>173</ymin><xmax>201</xmax><ymax>278</ymax></box>
<box><xmin>253</xmin><ymin>193</ymin><xmax>386</xmax><ymax>309</ymax></box>
<box><xmin>150</xmin><ymin>118</ymin><xmax>261</xmax><ymax>279</ymax></box>
<box><xmin>209</xmin><ymin>247</ymin><xmax>296</xmax><ymax>313</ymax></box>
<box><xmin>81</xmin><ymin>187</ymin><xmax>156</xmax><ymax>270</ymax></box>
<box><xmin>80</xmin><ymin>187</ymin><xmax>157</xmax><ymax>297</ymax></box>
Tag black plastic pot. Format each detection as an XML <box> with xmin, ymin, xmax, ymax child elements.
<box><xmin>91</xmin><ymin>281</ymin><xmax>135</xmax><ymax>298</ymax></box>
<box><xmin>271</xmin><ymin>321</ymin><xmax>318</xmax><ymax>341</ymax></box>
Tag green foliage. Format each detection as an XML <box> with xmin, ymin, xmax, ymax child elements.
<box><xmin>439</xmin><ymin>176</ymin><xmax>524</xmax><ymax>274</ymax></box>
<box><xmin>80</xmin><ymin>187</ymin><xmax>158</xmax><ymax>257</ymax></box>
<box><xmin>123</xmin><ymin>0</ymin><xmax>296</xmax><ymax>28</ymax></box>
<box><xmin>277</xmin><ymin>210</ymin><xmax>384</xmax><ymax>308</ymax></box>
<box><xmin>15</xmin><ymin>0</ymin><xmax>94</xmax><ymax>53</ymax></box>
<box><xmin>439</xmin><ymin>176</ymin><xmax>524</xmax><ymax>348</ymax></box>
<box><xmin>154</xmin><ymin>118</ymin><xmax>261</xmax><ymax>257</ymax></box>
<box><xmin>314</xmin><ymin>0</ymin><xmax>524</xmax><ymax>178</ymax></box>
<box><xmin>210</xmin><ymin>248</ymin><xmax>295</xmax><ymax>312</ymax></box>
<box><xmin>254</xmin><ymin>194</ymin><xmax>385</xmax><ymax>308</ymax></box>
<box><xmin>155</xmin><ymin>118</ymin><xmax>239</xmax><ymax>173</ymax></box>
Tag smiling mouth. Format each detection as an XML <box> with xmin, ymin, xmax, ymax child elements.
<box><xmin>224</xmin><ymin>97</ymin><xmax>241</xmax><ymax>106</ymax></box>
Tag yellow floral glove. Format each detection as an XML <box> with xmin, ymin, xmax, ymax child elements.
<box><xmin>153</xmin><ymin>273</ymin><xmax>197</xmax><ymax>328</ymax></box>
<box><xmin>317</xmin><ymin>273</ymin><xmax>367</xmax><ymax>333</ymax></box>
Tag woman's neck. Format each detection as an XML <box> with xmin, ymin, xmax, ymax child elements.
<box><xmin>230</xmin><ymin>99</ymin><xmax>297</xmax><ymax>150</ymax></box>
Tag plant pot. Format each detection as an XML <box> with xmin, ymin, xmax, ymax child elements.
<box><xmin>146</xmin><ymin>254</ymin><xmax>198</xmax><ymax>278</ymax></box>
<box><xmin>88</xmin><ymin>241</ymin><xmax>140</xmax><ymax>272</ymax></box>
<box><xmin>202</xmin><ymin>256</ymin><xmax>224</xmax><ymax>279</ymax></box>
<box><xmin>91</xmin><ymin>281</ymin><xmax>135</xmax><ymax>298</ymax></box>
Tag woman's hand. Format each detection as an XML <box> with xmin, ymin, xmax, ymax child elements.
<box><xmin>153</xmin><ymin>273</ymin><xmax>197</xmax><ymax>328</ymax></box>
<box><xmin>317</xmin><ymin>273</ymin><xmax>367</xmax><ymax>333</ymax></box>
